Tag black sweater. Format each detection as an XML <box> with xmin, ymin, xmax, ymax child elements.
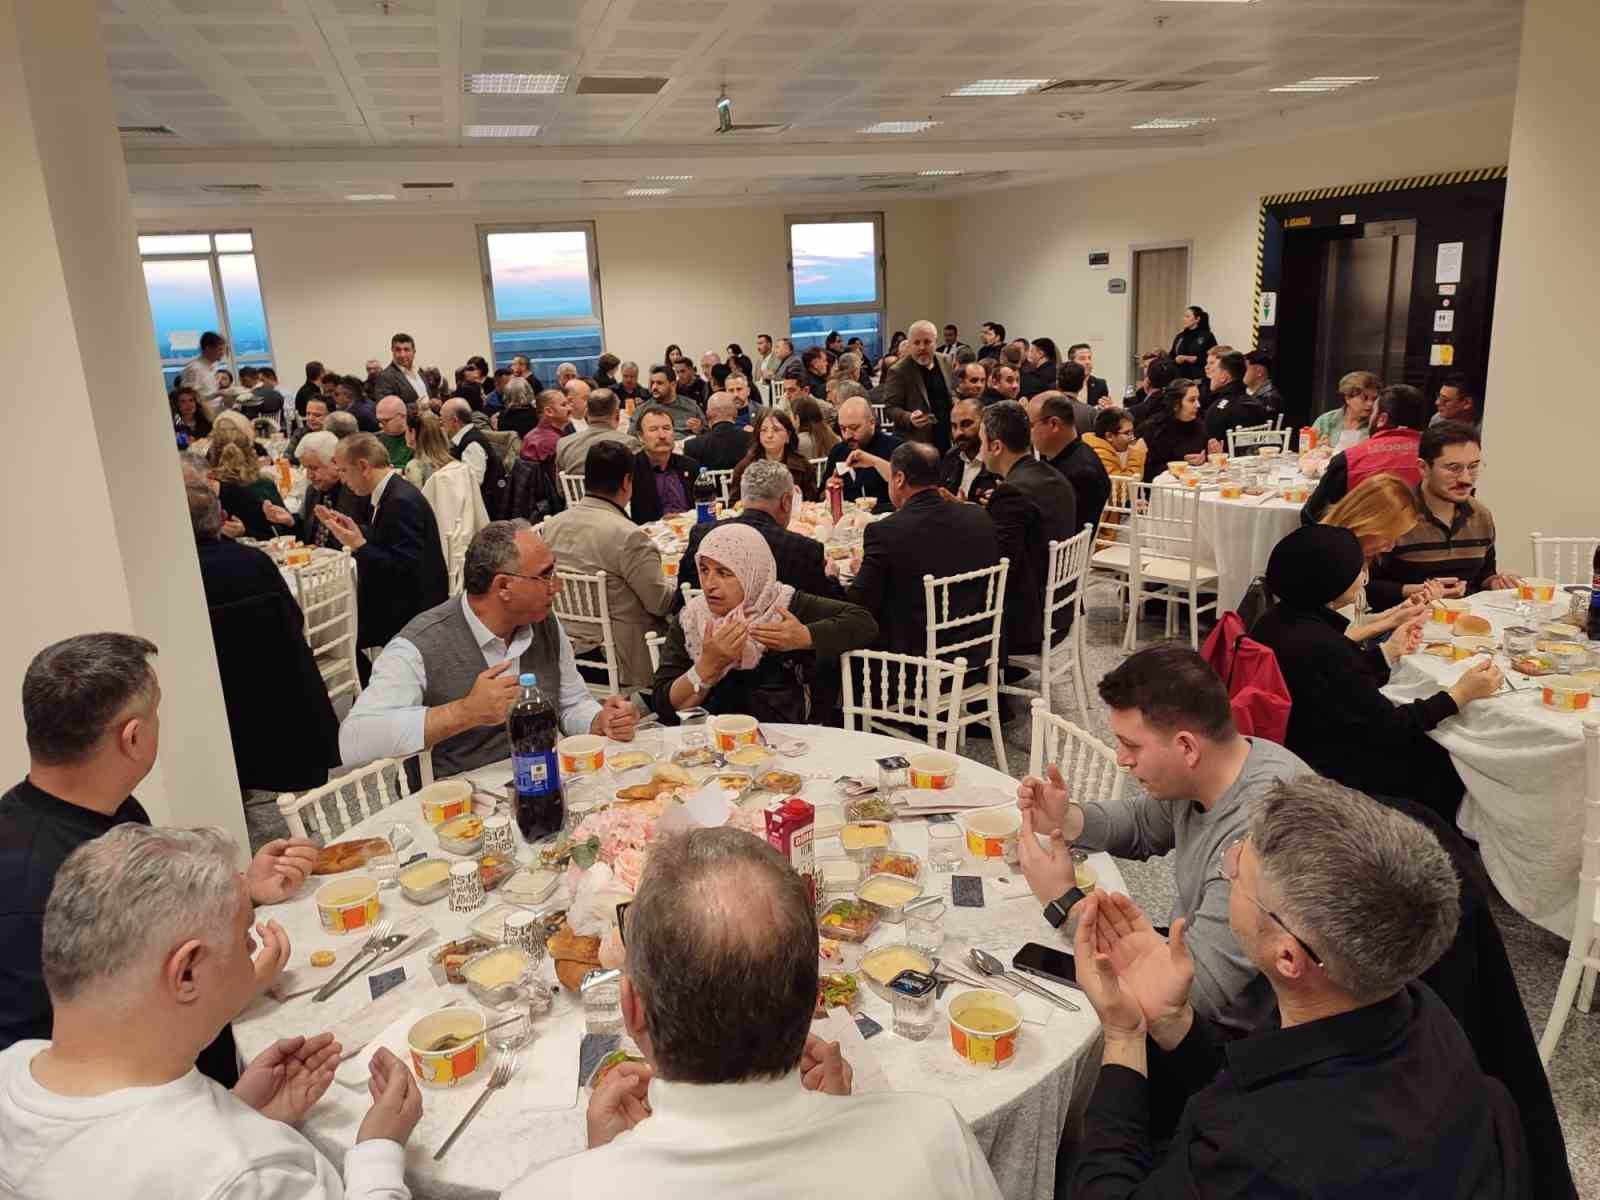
<box><xmin>1141</xmin><ymin>416</ymin><xmax>1210</xmax><ymax>482</ymax></box>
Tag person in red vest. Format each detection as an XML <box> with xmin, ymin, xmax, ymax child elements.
<box><xmin>1299</xmin><ymin>384</ymin><xmax>1431</xmax><ymax>525</ymax></box>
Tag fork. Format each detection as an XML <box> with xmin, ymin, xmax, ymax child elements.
<box><xmin>311</xmin><ymin>919</ymin><xmax>393</xmax><ymax>1002</ymax></box>
<box><xmin>434</xmin><ymin>1051</ymin><xmax>518</xmax><ymax>1160</ymax></box>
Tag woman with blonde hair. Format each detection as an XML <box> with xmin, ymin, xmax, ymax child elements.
<box><xmin>205</xmin><ymin>421</ymin><xmax>292</xmax><ymax>539</ymax></box>
<box><xmin>1320</xmin><ymin>473</ymin><xmax>1439</xmax><ymax>641</ymax></box>
<box><xmin>1311</xmin><ymin>370</ymin><xmax>1379</xmax><ymax>450</ymax></box>
<box><xmin>403</xmin><ymin>410</ymin><xmax>454</xmax><ymax>488</ymax></box>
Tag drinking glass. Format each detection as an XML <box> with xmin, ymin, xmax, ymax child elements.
<box><xmin>677</xmin><ymin>707</ymin><xmax>710</xmax><ymax>751</ymax></box>
<box><xmin>368</xmin><ymin>850</ymin><xmax>399</xmax><ymax>890</ymax></box>
<box><xmin>927</xmin><ymin>823</ymin><xmax>963</xmax><ymax>872</ymax></box>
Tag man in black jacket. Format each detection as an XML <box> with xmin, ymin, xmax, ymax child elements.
<box><xmin>1127</xmin><ymin>357</ymin><xmax>1179</xmax><ymax>428</ymax></box>
<box><xmin>825</xmin><ymin>397</ymin><xmax>901</xmax><ymax>508</ymax></box>
<box><xmin>682</xmin><ymin>393</ymin><xmax>752</xmax><ymax>471</ymax></box>
<box><xmin>1064</xmin><ymin>775</ymin><xmax>1528</xmax><ymax>1200</ymax></box>
<box><xmin>672</xmin><ymin>358</ymin><xmax>708</xmax><ymax>408</ymax></box>
<box><xmin>1030</xmin><ymin>391</ymin><xmax>1110</xmax><ymax>538</ymax></box>
<box><xmin>1202</xmin><ymin>350</ymin><xmax>1271</xmax><ymax>442</ymax></box>
<box><xmin>630</xmin><ymin>408</ymin><xmax>700</xmax><ymax>525</ymax></box>
<box><xmin>333</xmin><ymin>374</ymin><xmax>379</xmax><ymax>433</ymax></box>
<box><xmin>678</xmin><ymin>459</ymin><xmax>841</xmax><ymax>604</ymax></box>
<box><xmin>1067</xmin><ymin>343</ymin><xmax>1110</xmax><ymax>408</ymax></box>
<box><xmin>980</xmin><ymin>401</ymin><xmax>1077</xmax><ymax>655</ymax></box>
<box><xmin>848</xmin><ymin>443</ymin><xmax>1000</xmax><ymax>658</ymax></box>
<box><xmin>939</xmin><ymin>398</ymin><xmax>999</xmax><ymax>502</ymax></box>
<box><xmin>318</xmin><ymin>433</ymin><xmax>449</xmax><ymax>667</ymax></box>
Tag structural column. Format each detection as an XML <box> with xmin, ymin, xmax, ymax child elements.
<box><xmin>1479</xmin><ymin>0</ymin><xmax>1600</xmax><ymax>571</ymax></box>
<box><xmin>0</xmin><ymin>0</ymin><xmax>246</xmax><ymax>845</ymax></box>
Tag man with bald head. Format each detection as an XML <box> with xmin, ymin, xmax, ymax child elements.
<box><xmin>683</xmin><ymin>392</ymin><xmax>752</xmax><ymax>471</ymax></box>
<box><xmin>824</xmin><ymin>397</ymin><xmax>900</xmax><ymax>508</ymax></box>
<box><xmin>881</xmin><ymin>319</ymin><xmax>957</xmax><ymax>453</ymax></box>
<box><xmin>374</xmin><ymin>394</ymin><xmax>412</xmax><ymax>470</ymax></box>
<box><xmin>556</xmin><ymin>387</ymin><xmax>639</xmax><ymax>476</ymax></box>
<box><xmin>564</xmin><ymin>378</ymin><xmax>592</xmax><ymax>433</ymax></box>
<box><xmin>442</xmin><ymin>395</ymin><xmax>505</xmax><ymax>517</ymax></box>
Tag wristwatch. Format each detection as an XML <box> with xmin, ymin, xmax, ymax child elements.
<box><xmin>1043</xmin><ymin>886</ymin><xmax>1087</xmax><ymax>929</ymax></box>
<box><xmin>686</xmin><ymin>664</ymin><xmax>707</xmax><ymax>693</ymax></box>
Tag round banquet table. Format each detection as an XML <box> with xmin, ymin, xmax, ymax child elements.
<box><xmin>1152</xmin><ymin>471</ymin><xmax>1307</xmax><ymax>613</ymax></box>
<box><xmin>1382</xmin><ymin>591</ymin><xmax>1596</xmax><ymax>938</ymax></box>
<box><xmin>233</xmin><ymin>724</ymin><xmax>1123</xmax><ymax>1200</ymax></box>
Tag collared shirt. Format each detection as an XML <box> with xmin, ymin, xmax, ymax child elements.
<box><xmin>521</xmin><ymin>423</ymin><xmax>563</xmax><ymax>464</ymax></box>
<box><xmin>367</xmin><ymin>470</ymin><xmax>394</xmax><ymax>525</ymax></box>
<box><xmin>957</xmin><ymin>451</ymin><xmax>984</xmax><ymax>498</ymax></box>
<box><xmin>506</xmin><ymin>1070</ymin><xmax>1003</xmax><ymax>1200</ymax></box>
<box><xmin>338</xmin><ymin>594</ymin><xmax>603</xmax><ymax>767</ymax></box>
<box><xmin>1368</xmin><ymin>483</ymin><xmax>1499</xmax><ymax>608</ymax></box>
<box><xmin>395</xmin><ymin>363</ymin><xmax>428</xmax><ymax>405</ymax></box>
<box><xmin>450</xmin><ymin>424</ymin><xmax>488</xmax><ymax>486</ymax></box>
<box><xmin>179</xmin><ymin>356</ymin><xmax>221</xmax><ymax>408</ymax></box>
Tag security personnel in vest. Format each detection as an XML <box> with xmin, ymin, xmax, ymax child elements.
<box><xmin>1299</xmin><ymin>385</ymin><xmax>1431</xmax><ymax>525</ymax></box>
<box><xmin>338</xmin><ymin>519</ymin><xmax>637</xmax><ymax>777</ymax></box>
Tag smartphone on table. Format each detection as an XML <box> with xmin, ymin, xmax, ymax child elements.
<box><xmin>1012</xmin><ymin>942</ymin><xmax>1081</xmax><ymax>992</ymax></box>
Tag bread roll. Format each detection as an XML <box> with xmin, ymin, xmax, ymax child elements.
<box><xmin>1454</xmin><ymin>613</ymin><xmax>1493</xmax><ymax>638</ymax></box>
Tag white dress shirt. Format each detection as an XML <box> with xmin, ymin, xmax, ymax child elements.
<box><xmin>506</xmin><ymin>1072</ymin><xmax>1002</xmax><ymax>1200</ymax></box>
<box><xmin>0</xmin><ymin>1042</ymin><xmax>408</xmax><ymax>1200</ymax></box>
<box><xmin>339</xmin><ymin>593</ymin><xmax>602</xmax><ymax>767</ymax></box>
<box><xmin>367</xmin><ymin>468</ymin><xmax>394</xmax><ymax>525</ymax></box>
<box><xmin>451</xmin><ymin>425</ymin><xmax>488</xmax><ymax>487</ymax></box>
<box><xmin>179</xmin><ymin>355</ymin><xmax>221</xmax><ymax>411</ymax></box>
<box><xmin>958</xmin><ymin>451</ymin><xmax>984</xmax><ymax>499</ymax></box>
<box><xmin>398</xmin><ymin>366</ymin><xmax>428</xmax><ymax>406</ymax></box>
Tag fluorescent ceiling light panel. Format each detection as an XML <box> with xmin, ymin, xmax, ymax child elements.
<box><xmin>463</xmin><ymin>124</ymin><xmax>542</xmax><ymax>137</ymax></box>
<box><xmin>918</xmin><ymin>169</ymin><xmax>965</xmax><ymax>176</ymax></box>
<box><xmin>646</xmin><ymin>174</ymin><xmax>693</xmax><ymax>180</ymax></box>
<box><xmin>462</xmin><ymin>73</ymin><xmax>568</xmax><ymax>95</ymax></box>
<box><xmin>1270</xmin><ymin>75</ymin><xmax>1378</xmax><ymax>92</ymax></box>
<box><xmin>858</xmin><ymin>120</ymin><xmax>942</xmax><ymax>134</ymax></box>
<box><xmin>1131</xmin><ymin>117</ymin><xmax>1215</xmax><ymax>129</ymax></box>
<box><xmin>625</xmin><ymin>187</ymin><xmax>672</xmax><ymax>196</ymax></box>
<box><xmin>345</xmin><ymin>193</ymin><xmax>395</xmax><ymax>200</ymax></box>
<box><xmin>1154</xmin><ymin>0</ymin><xmax>1258</xmax><ymax>4</ymax></box>
<box><xmin>945</xmin><ymin>79</ymin><xmax>1054</xmax><ymax>97</ymax></box>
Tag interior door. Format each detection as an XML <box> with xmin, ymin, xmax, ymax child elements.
<box><xmin>1133</xmin><ymin>246</ymin><xmax>1189</xmax><ymax>377</ymax></box>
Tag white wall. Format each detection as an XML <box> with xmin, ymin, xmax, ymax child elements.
<box><xmin>943</xmin><ymin>100</ymin><xmax>1515</xmax><ymax>398</ymax></box>
<box><xmin>160</xmin><ymin>199</ymin><xmax>948</xmax><ymax>384</ymax></box>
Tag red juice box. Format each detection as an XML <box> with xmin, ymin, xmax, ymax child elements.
<box><xmin>764</xmin><ymin>796</ymin><xmax>816</xmax><ymax>908</ymax></box>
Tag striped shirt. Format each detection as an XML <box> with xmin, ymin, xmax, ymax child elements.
<box><xmin>1368</xmin><ymin>484</ymin><xmax>1499</xmax><ymax>608</ymax></box>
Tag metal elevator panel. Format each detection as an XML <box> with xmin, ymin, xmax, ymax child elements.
<box><xmin>1312</xmin><ymin>220</ymin><xmax>1416</xmax><ymax>412</ymax></box>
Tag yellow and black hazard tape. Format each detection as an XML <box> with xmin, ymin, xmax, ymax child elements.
<box><xmin>1250</xmin><ymin>166</ymin><xmax>1507</xmax><ymax>342</ymax></box>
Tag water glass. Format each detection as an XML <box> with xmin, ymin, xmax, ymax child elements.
<box><xmin>904</xmin><ymin>896</ymin><xmax>946</xmax><ymax>956</ymax></box>
<box><xmin>927</xmin><ymin>823</ymin><xmax>963</xmax><ymax>872</ymax></box>
<box><xmin>368</xmin><ymin>850</ymin><xmax>399</xmax><ymax>890</ymax></box>
<box><xmin>677</xmin><ymin>707</ymin><xmax>710</xmax><ymax>750</ymax></box>
<box><xmin>889</xmin><ymin>973</ymin><xmax>938</xmax><ymax>1041</ymax></box>
<box><xmin>581</xmin><ymin>968</ymin><xmax>624</xmax><ymax>1035</ymax></box>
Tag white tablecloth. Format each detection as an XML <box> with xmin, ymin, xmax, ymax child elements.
<box><xmin>234</xmin><ymin>724</ymin><xmax>1124</xmax><ymax>1200</ymax></box>
<box><xmin>1382</xmin><ymin>591</ymin><xmax>1592</xmax><ymax>937</ymax></box>
<box><xmin>1152</xmin><ymin>472</ymin><xmax>1305</xmax><ymax>613</ymax></box>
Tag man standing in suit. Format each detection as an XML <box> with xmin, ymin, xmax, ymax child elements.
<box><xmin>939</xmin><ymin>399</ymin><xmax>998</xmax><ymax>503</ymax></box>
<box><xmin>1066</xmin><ymin>343</ymin><xmax>1110</xmax><ymax>408</ymax></box>
<box><xmin>1030</xmin><ymin>391</ymin><xmax>1110</xmax><ymax>538</ymax></box>
<box><xmin>372</xmin><ymin>332</ymin><xmax>429</xmax><ymax>409</ymax></box>
<box><xmin>882</xmin><ymin>320</ymin><xmax>957</xmax><ymax>452</ymax></box>
<box><xmin>849</xmin><ymin>443</ymin><xmax>999</xmax><ymax>658</ymax></box>
<box><xmin>937</xmin><ymin>324</ymin><xmax>972</xmax><ymax>360</ymax></box>
<box><xmin>317</xmin><ymin>433</ymin><xmax>449</xmax><ymax>678</ymax></box>
<box><xmin>980</xmin><ymin>402</ymin><xmax>1077</xmax><ymax>656</ymax></box>
<box><xmin>683</xmin><ymin>393</ymin><xmax>753</xmax><ymax>471</ymax></box>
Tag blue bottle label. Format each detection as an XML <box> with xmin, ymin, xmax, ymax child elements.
<box><xmin>513</xmin><ymin>750</ymin><xmax>560</xmax><ymax>797</ymax></box>
<box><xmin>696</xmin><ymin>501</ymin><xmax>716</xmax><ymax>523</ymax></box>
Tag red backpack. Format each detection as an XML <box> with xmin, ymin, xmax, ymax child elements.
<box><xmin>1201</xmin><ymin>612</ymin><xmax>1292</xmax><ymax>744</ymax></box>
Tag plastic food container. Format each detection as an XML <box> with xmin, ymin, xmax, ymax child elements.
<box><xmin>1256</xmin><ymin>445</ymin><xmax>1281</xmax><ymax>459</ymax></box>
<box><xmin>407</xmin><ymin>1008</ymin><xmax>486</xmax><ymax>1087</ymax></box>
<box><xmin>709</xmin><ymin>714</ymin><xmax>760</xmax><ymax>752</ymax></box>
<box><xmin>860</xmin><ymin>944</ymin><xmax>934</xmax><ymax>1001</ymax></box>
<box><xmin>460</xmin><ymin>945</ymin><xmax>538</xmax><ymax>1002</ymax></box>
<box><xmin>866</xmin><ymin>849</ymin><xmax>922</xmax><ymax>881</ymax></box>
<box><xmin>1165</xmin><ymin>460</ymin><xmax>1189</xmax><ymax>477</ymax></box>
<box><xmin>1542</xmin><ymin>676</ymin><xmax>1593</xmax><ymax>712</ymax></box>
<box><xmin>845</xmin><ymin>793</ymin><xmax>896</xmax><ymax>824</ymax></box>
<box><xmin>1503</xmin><ymin>626</ymin><xmax>1539</xmax><ymax>656</ymax></box>
<box><xmin>1450</xmin><ymin>637</ymin><xmax>1498</xmax><ymax>661</ymax></box>
<box><xmin>315</xmin><ymin>875</ymin><xmax>380</xmax><ymax>933</ymax></box>
<box><xmin>1218</xmin><ymin>480</ymin><xmax>1243</xmax><ymax>500</ymax></box>
<box><xmin>856</xmin><ymin>873</ymin><xmax>925</xmax><ymax>923</ymax></box>
<box><xmin>1279</xmin><ymin>484</ymin><xmax>1310</xmax><ymax>503</ymax></box>
<box><xmin>607</xmin><ymin>748</ymin><xmax>656</xmax><ymax>774</ymax></box>
<box><xmin>813</xmin><ymin>801</ymin><xmax>846</xmax><ymax>839</ymax></box>
<box><xmin>818</xmin><ymin>856</ymin><xmax>863</xmax><ymax>896</ymax></box>
<box><xmin>557</xmin><ymin>734</ymin><xmax>606</xmax><ymax>775</ymax></box>
<box><xmin>817</xmin><ymin>898</ymin><xmax>880</xmax><ymax>943</ymax></box>
<box><xmin>959</xmin><ymin>806</ymin><xmax>1022</xmax><ymax>862</ymax></box>
<box><xmin>397</xmin><ymin>858</ymin><xmax>451</xmax><ymax>904</ymax></box>
<box><xmin>947</xmin><ymin>989</ymin><xmax>1022</xmax><ymax>1069</ymax></box>
<box><xmin>1517</xmin><ymin>578</ymin><xmax>1558</xmax><ymax>604</ymax></box>
<box><xmin>1432</xmin><ymin>599</ymin><xmax>1471</xmax><ymax>626</ymax></box>
<box><xmin>1550</xmin><ymin>645</ymin><xmax>1593</xmax><ymax>673</ymax></box>
<box><xmin>908</xmin><ymin>751</ymin><xmax>960</xmax><ymax>790</ymax></box>
<box><xmin>436</xmin><ymin>814</ymin><xmax>486</xmax><ymax>855</ymax></box>
<box><xmin>724</xmin><ymin>744</ymin><xmax>774</xmax><ymax>770</ymax></box>
<box><xmin>840</xmin><ymin>820</ymin><xmax>892</xmax><ymax>862</ymax></box>
<box><xmin>1208</xmin><ymin>452</ymin><xmax>1228</xmax><ymax>468</ymax></box>
<box><xmin>416</xmin><ymin>779</ymin><xmax>473</xmax><ymax>826</ymax></box>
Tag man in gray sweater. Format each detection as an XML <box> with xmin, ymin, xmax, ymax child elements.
<box><xmin>1016</xmin><ymin>644</ymin><xmax>1309</xmax><ymax>1026</ymax></box>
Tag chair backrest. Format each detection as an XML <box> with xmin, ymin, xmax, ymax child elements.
<box><xmin>291</xmin><ymin>554</ymin><xmax>360</xmax><ymax>702</ymax></box>
<box><xmin>559</xmin><ymin>472</ymin><xmax>588</xmax><ymax>505</ymax></box>
<box><xmin>1577</xmin><ymin>721</ymin><xmax>1600</xmax><ymax>968</ymax></box>
<box><xmin>810</xmin><ymin>457</ymin><xmax>829</xmax><ymax>491</ymax></box>
<box><xmin>871</xmin><ymin>402</ymin><xmax>888</xmax><ymax>427</ymax></box>
<box><xmin>551</xmin><ymin>568</ymin><xmax>619</xmax><ymax>695</ymax></box>
<box><xmin>645</xmin><ymin>630</ymin><xmax>665</xmax><ymax>673</ymax></box>
<box><xmin>1043</xmin><ymin>525</ymin><xmax>1095</xmax><ymax>641</ymax></box>
<box><xmin>275</xmin><ymin>753</ymin><xmax>427</xmax><ymax>842</ymax></box>
<box><xmin>1093</xmin><ymin>474</ymin><xmax>1139</xmax><ymax>547</ymax></box>
<box><xmin>841</xmin><ymin>651</ymin><xmax>967</xmax><ymax>752</ymax></box>
<box><xmin>700</xmin><ymin>467</ymin><xmax>736</xmax><ymax>504</ymax></box>
<box><xmin>1130</xmin><ymin>481</ymin><xmax>1202</xmax><ymax>577</ymax></box>
<box><xmin>1227</xmin><ymin>426</ymin><xmax>1292</xmax><ymax>457</ymax></box>
<box><xmin>1530</xmin><ymin>532</ymin><xmax>1600</xmax><ymax>588</ymax></box>
<box><xmin>1027</xmin><ymin>700</ymin><xmax>1127</xmax><ymax>808</ymax></box>
<box><xmin>922</xmin><ymin>560</ymin><xmax>1009</xmax><ymax>679</ymax></box>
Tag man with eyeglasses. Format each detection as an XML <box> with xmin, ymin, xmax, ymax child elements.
<box><xmin>340</xmin><ymin>519</ymin><xmax>638</xmax><ymax>777</ymax></box>
<box><xmin>1366</xmin><ymin>421</ymin><xmax>1523</xmax><ymax>609</ymax></box>
<box><xmin>1065</xmin><ymin>775</ymin><xmax>1527</xmax><ymax>1198</ymax></box>
<box><xmin>1015</xmin><ymin>644</ymin><xmax>1309</xmax><ymax>1026</ymax></box>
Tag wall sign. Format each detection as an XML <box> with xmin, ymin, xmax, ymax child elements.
<box><xmin>1257</xmin><ymin>291</ymin><xmax>1278</xmax><ymax>328</ymax></box>
<box><xmin>1438</xmin><ymin>284</ymin><xmax>1457</xmax><ymax>296</ymax></box>
<box><xmin>1088</xmin><ymin>251</ymin><xmax>1110</xmax><ymax>269</ymax></box>
<box><xmin>1429</xmin><ymin>344</ymin><xmax>1456</xmax><ymax>366</ymax></box>
<box><xmin>169</xmin><ymin>330</ymin><xmax>200</xmax><ymax>352</ymax></box>
<box><xmin>1433</xmin><ymin>309</ymin><xmax>1455</xmax><ymax>332</ymax></box>
<box><xmin>1436</xmin><ymin>241</ymin><xmax>1465</xmax><ymax>284</ymax></box>
<box><xmin>1284</xmin><ymin>215</ymin><xmax>1312</xmax><ymax>228</ymax></box>
<box><xmin>1339</xmin><ymin>213</ymin><xmax>1357</xmax><ymax>225</ymax></box>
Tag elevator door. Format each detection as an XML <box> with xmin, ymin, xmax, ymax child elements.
<box><xmin>1311</xmin><ymin>220</ymin><xmax>1415</xmax><ymax>415</ymax></box>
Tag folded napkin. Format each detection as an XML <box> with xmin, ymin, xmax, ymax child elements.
<box><xmin>812</xmin><ymin>1007</ymin><xmax>892</xmax><ymax>1093</ymax></box>
<box><xmin>897</xmin><ymin>786</ymin><xmax>1012</xmax><ymax>815</ymax></box>
<box><xmin>759</xmin><ymin>726</ymin><xmax>810</xmax><ymax>756</ymax></box>
<box><xmin>268</xmin><ymin>916</ymin><xmax>437</xmax><ymax>1004</ymax></box>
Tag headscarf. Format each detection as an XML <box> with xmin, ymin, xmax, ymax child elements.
<box><xmin>1265</xmin><ymin>524</ymin><xmax>1366</xmax><ymax>609</ymax></box>
<box><xmin>681</xmin><ymin>523</ymin><xmax>797</xmax><ymax>671</ymax></box>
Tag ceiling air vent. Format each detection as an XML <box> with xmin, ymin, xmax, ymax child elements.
<box><xmin>200</xmin><ymin>183</ymin><xmax>266</xmax><ymax>193</ymax></box>
<box><xmin>1131</xmin><ymin>80</ymin><xmax>1202</xmax><ymax>92</ymax></box>
<box><xmin>402</xmin><ymin>181</ymin><xmax>454</xmax><ymax>189</ymax></box>
<box><xmin>1037</xmin><ymin>79</ymin><xmax>1129</xmax><ymax>94</ymax></box>
<box><xmin>117</xmin><ymin>124</ymin><xmax>179</xmax><ymax>137</ymax></box>
<box><xmin>576</xmin><ymin>75</ymin><xmax>668</xmax><ymax>95</ymax></box>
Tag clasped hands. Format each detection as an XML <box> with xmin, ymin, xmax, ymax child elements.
<box><xmin>694</xmin><ymin>609</ymin><xmax>812</xmax><ymax>684</ymax></box>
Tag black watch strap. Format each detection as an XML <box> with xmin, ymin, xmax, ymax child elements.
<box><xmin>1043</xmin><ymin>886</ymin><xmax>1087</xmax><ymax>929</ymax></box>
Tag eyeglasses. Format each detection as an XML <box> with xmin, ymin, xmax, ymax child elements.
<box><xmin>1219</xmin><ymin>836</ymin><xmax>1324</xmax><ymax>967</ymax></box>
<box><xmin>500</xmin><ymin>563</ymin><xmax>558</xmax><ymax>586</ymax></box>
<box><xmin>1435</xmin><ymin>461</ymin><xmax>1482</xmax><ymax>477</ymax></box>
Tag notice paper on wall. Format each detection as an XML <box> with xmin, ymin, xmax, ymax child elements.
<box><xmin>1257</xmin><ymin>291</ymin><xmax>1278</xmax><ymax>328</ymax></box>
<box><xmin>1429</xmin><ymin>344</ymin><xmax>1455</xmax><ymax>367</ymax></box>
<box><xmin>1433</xmin><ymin>309</ymin><xmax>1455</xmax><ymax>333</ymax></box>
<box><xmin>1435</xmin><ymin>242</ymin><xmax>1465</xmax><ymax>284</ymax></box>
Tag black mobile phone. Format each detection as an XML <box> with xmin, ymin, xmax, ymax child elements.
<box><xmin>853</xmin><ymin>1012</ymin><xmax>884</xmax><ymax>1040</ymax></box>
<box><xmin>951</xmin><ymin>875</ymin><xmax>985</xmax><ymax>908</ymax></box>
<box><xmin>1012</xmin><ymin>942</ymin><xmax>1082</xmax><ymax>991</ymax></box>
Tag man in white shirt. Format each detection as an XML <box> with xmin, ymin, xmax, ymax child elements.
<box><xmin>372</xmin><ymin>331</ymin><xmax>430</xmax><ymax>409</ymax></box>
<box><xmin>441</xmin><ymin>397</ymin><xmax>489</xmax><ymax>486</ymax></box>
<box><xmin>0</xmin><ymin>824</ymin><xmax>420</xmax><ymax>1200</ymax></box>
<box><xmin>179</xmin><ymin>330</ymin><xmax>228</xmax><ymax>413</ymax></box>
<box><xmin>505</xmin><ymin>827</ymin><xmax>1004</xmax><ymax>1200</ymax></box>
<box><xmin>340</xmin><ymin>519</ymin><xmax>638</xmax><ymax>776</ymax></box>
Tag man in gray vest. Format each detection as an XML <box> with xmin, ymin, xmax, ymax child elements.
<box><xmin>338</xmin><ymin>520</ymin><xmax>638</xmax><ymax>778</ymax></box>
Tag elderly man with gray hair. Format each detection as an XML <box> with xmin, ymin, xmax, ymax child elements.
<box><xmin>1068</xmin><ymin>775</ymin><xmax>1528</xmax><ymax>1198</ymax></box>
<box><xmin>441</xmin><ymin>395</ymin><xmax>504</xmax><ymax>515</ymax></box>
<box><xmin>0</xmin><ymin>824</ymin><xmax>421</xmax><ymax>1198</ymax></box>
<box><xmin>677</xmin><ymin>457</ymin><xmax>840</xmax><ymax>602</ymax></box>
<box><xmin>503</xmin><ymin>827</ymin><xmax>1003</xmax><ymax>1199</ymax></box>
<box><xmin>881</xmin><ymin>319</ymin><xmax>956</xmax><ymax>452</ymax></box>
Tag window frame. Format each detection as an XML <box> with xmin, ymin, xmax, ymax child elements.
<box><xmin>138</xmin><ymin>229</ymin><xmax>275</xmax><ymax>386</ymax></box>
<box><xmin>784</xmin><ymin>211</ymin><xmax>887</xmax><ymax>334</ymax></box>
<box><xmin>476</xmin><ymin>221</ymin><xmax>607</xmax><ymax>365</ymax></box>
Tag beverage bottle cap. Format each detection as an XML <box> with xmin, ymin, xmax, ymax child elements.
<box><xmin>519</xmin><ymin>673</ymin><xmax>537</xmax><ymax>687</ymax></box>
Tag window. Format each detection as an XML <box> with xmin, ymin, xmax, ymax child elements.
<box><xmin>478</xmin><ymin>223</ymin><xmax>605</xmax><ymax>379</ymax></box>
<box><xmin>786</xmin><ymin>214</ymin><xmax>885</xmax><ymax>360</ymax></box>
<box><xmin>138</xmin><ymin>230</ymin><xmax>274</xmax><ymax>390</ymax></box>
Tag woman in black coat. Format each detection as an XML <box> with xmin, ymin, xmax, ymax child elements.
<box><xmin>1169</xmin><ymin>305</ymin><xmax>1217</xmax><ymax>380</ymax></box>
<box><xmin>1249</xmin><ymin>524</ymin><xmax>1503</xmax><ymax>820</ymax></box>
<box><xmin>1139</xmin><ymin>378</ymin><xmax>1213</xmax><ymax>481</ymax></box>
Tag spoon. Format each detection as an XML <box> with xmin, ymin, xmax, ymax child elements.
<box><xmin>968</xmin><ymin>947</ymin><xmax>1079</xmax><ymax>1013</ymax></box>
<box><xmin>428</xmin><ymin>1013</ymin><xmax>526</xmax><ymax>1051</ymax></box>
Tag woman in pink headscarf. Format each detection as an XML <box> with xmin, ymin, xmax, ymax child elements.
<box><xmin>653</xmin><ymin>523</ymin><xmax>877</xmax><ymax>724</ymax></box>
